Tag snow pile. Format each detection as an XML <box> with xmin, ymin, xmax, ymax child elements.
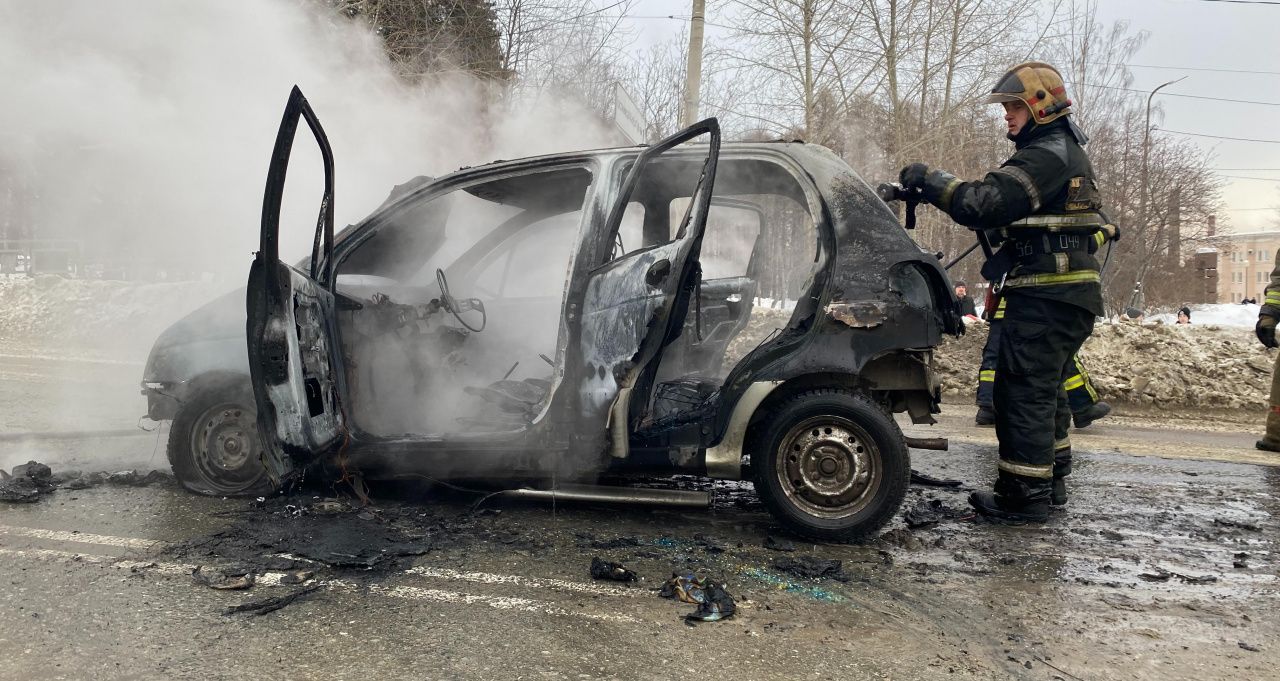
<box><xmin>0</xmin><ymin>276</ymin><xmax>227</xmax><ymax>357</ymax></box>
<box><xmin>935</xmin><ymin>320</ymin><xmax>1273</xmax><ymax>410</ymax></box>
<box><xmin>1147</xmin><ymin>303</ymin><xmax>1261</xmax><ymax>328</ymax></box>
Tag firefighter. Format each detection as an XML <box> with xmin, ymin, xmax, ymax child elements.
<box><xmin>975</xmin><ymin>228</ymin><xmax>1116</xmax><ymax>429</ymax></box>
<box><xmin>900</xmin><ymin>61</ymin><xmax>1114</xmax><ymax>521</ymax></box>
<box><xmin>1255</xmin><ymin>251</ymin><xmax>1280</xmax><ymax>452</ymax></box>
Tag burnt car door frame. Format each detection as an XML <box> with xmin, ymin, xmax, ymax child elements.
<box><xmin>246</xmin><ymin>85</ymin><xmax>348</xmax><ymax>485</ymax></box>
<box><xmin>562</xmin><ymin>118</ymin><xmax>722</xmax><ymax>461</ymax></box>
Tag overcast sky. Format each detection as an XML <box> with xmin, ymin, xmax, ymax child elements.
<box><xmin>624</xmin><ymin>0</ymin><xmax>1280</xmax><ymax>233</ymax></box>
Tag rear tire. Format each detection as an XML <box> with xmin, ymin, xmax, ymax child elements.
<box><xmin>750</xmin><ymin>388</ymin><xmax>909</xmax><ymax>543</ymax></box>
<box><xmin>168</xmin><ymin>382</ymin><xmax>275</xmax><ymax>496</ymax></box>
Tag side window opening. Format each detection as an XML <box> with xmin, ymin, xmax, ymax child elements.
<box><xmin>333</xmin><ymin>165</ymin><xmax>593</xmax><ymax>439</ymax></box>
<box><xmin>639</xmin><ymin>157</ymin><xmax>819</xmax><ymax>428</ymax></box>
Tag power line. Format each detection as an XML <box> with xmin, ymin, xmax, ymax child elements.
<box><xmin>1068</xmin><ymin>80</ymin><xmax>1280</xmax><ymax>107</ymax></box>
<box><xmin>1189</xmin><ymin>0</ymin><xmax>1280</xmax><ymax>5</ymax></box>
<box><xmin>1221</xmin><ymin>175</ymin><xmax>1280</xmax><ymax>182</ymax></box>
<box><xmin>1108</xmin><ymin>63</ymin><xmax>1280</xmax><ymax>76</ymax></box>
<box><xmin>1162</xmin><ymin>129</ymin><xmax>1280</xmax><ymax>144</ymax></box>
<box><xmin>1215</xmin><ymin>167</ymin><xmax>1280</xmax><ymax>171</ymax></box>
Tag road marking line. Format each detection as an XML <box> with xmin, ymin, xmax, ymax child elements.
<box><xmin>0</xmin><ymin>525</ymin><xmax>159</xmax><ymax>550</ymax></box>
<box><xmin>0</xmin><ymin>352</ymin><xmax>144</xmax><ymax>367</ymax></box>
<box><xmin>0</xmin><ymin>546</ymin><xmax>640</xmax><ymax>623</ymax></box>
<box><xmin>405</xmin><ymin>566</ymin><xmax>646</xmax><ymax>598</ymax></box>
<box><xmin>0</xmin><ymin>526</ymin><xmax>645</xmax><ymax>600</ymax></box>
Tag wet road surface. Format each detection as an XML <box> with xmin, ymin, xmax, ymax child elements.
<box><xmin>1</xmin><ymin>351</ymin><xmax>1278</xmax><ymax>680</ymax></box>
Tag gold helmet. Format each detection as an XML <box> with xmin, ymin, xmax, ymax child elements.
<box><xmin>986</xmin><ymin>61</ymin><xmax>1072</xmax><ymax>125</ymax></box>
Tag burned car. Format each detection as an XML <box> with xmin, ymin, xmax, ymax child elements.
<box><xmin>143</xmin><ymin>87</ymin><xmax>960</xmax><ymax>541</ymax></box>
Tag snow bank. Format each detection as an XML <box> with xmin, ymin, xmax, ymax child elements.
<box><xmin>935</xmin><ymin>320</ymin><xmax>1273</xmax><ymax>411</ymax></box>
<box><xmin>0</xmin><ymin>276</ymin><xmax>228</xmax><ymax>359</ymax></box>
<box><xmin>1147</xmin><ymin>303</ymin><xmax>1261</xmax><ymax>328</ymax></box>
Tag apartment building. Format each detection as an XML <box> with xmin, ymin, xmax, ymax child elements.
<box><xmin>1216</xmin><ymin>231</ymin><xmax>1280</xmax><ymax>303</ymax></box>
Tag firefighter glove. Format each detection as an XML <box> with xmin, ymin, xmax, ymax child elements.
<box><xmin>1101</xmin><ymin>223</ymin><xmax>1120</xmax><ymax>241</ymax></box>
<box><xmin>899</xmin><ymin>163</ymin><xmax>929</xmax><ymax>190</ymax></box>
<box><xmin>1256</xmin><ymin>314</ymin><xmax>1278</xmax><ymax>348</ymax></box>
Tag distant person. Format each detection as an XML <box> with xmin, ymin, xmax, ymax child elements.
<box><xmin>1176</xmin><ymin>307</ymin><xmax>1191</xmax><ymax>325</ymax></box>
<box><xmin>1255</xmin><ymin>252</ymin><xmax>1280</xmax><ymax>453</ymax></box>
<box><xmin>954</xmin><ymin>281</ymin><xmax>978</xmax><ymax>319</ymax></box>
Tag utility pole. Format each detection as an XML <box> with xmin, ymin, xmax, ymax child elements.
<box><xmin>680</xmin><ymin>0</ymin><xmax>706</xmax><ymax>127</ymax></box>
<box><xmin>1132</xmin><ymin>75</ymin><xmax>1186</xmax><ymax>310</ymax></box>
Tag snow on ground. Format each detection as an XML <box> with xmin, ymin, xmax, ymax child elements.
<box><xmin>1147</xmin><ymin>302</ymin><xmax>1262</xmax><ymax>328</ymax></box>
<box><xmin>0</xmin><ymin>275</ymin><xmax>228</xmax><ymax>361</ymax></box>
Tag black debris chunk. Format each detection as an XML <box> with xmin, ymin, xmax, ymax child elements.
<box><xmin>687</xmin><ymin>581</ymin><xmax>735</xmax><ymax>622</ymax></box>
<box><xmin>771</xmin><ymin>556</ymin><xmax>850</xmax><ymax>582</ymax></box>
<box><xmin>658</xmin><ymin>573</ymin><xmax>735</xmax><ymax>622</ymax></box>
<box><xmin>764</xmin><ymin>535</ymin><xmax>796</xmax><ymax>552</ymax></box>
<box><xmin>0</xmin><ymin>461</ymin><xmax>55</xmax><ymax>503</ymax></box>
<box><xmin>903</xmin><ymin>498</ymin><xmax>972</xmax><ymax>528</ymax></box>
<box><xmin>590</xmin><ymin>557</ymin><xmax>638</xmax><ymax>582</ymax></box>
<box><xmin>1233</xmin><ymin>552</ymin><xmax>1250</xmax><ymax>569</ymax></box>
<box><xmin>224</xmin><ymin>585</ymin><xmax>321</xmax><ymax>616</ymax></box>
<box><xmin>693</xmin><ymin>534</ymin><xmax>725</xmax><ymax>553</ymax></box>
<box><xmin>1214</xmin><ymin>518</ymin><xmax>1261</xmax><ymax>532</ymax></box>
<box><xmin>909</xmin><ymin>470</ymin><xmax>963</xmax><ymax>488</ymax></box>
<box><xmin>1239</xmin><ymin>641</ymin><xmax>1261</xmax><ymax>653</ymax></box>
<box><xmin>1099</xmin><ymin>529</ymin><xmax>1125</xmax><ymax>542</ymax></box>
<box><xmin>191</xmin><ymin>566</ymin><xmax>255</xmax><ymax>590</ymax></box>
<box><xmin>1138</xmin><ymin>567</ymin><xmax>1217</xmax><ymax>584</ymax></box>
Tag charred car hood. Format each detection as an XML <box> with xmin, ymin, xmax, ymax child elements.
<box><xmin>143</xmin><ymin>287</ymin><xmax>250</xmax><ymax>382</ymax></box>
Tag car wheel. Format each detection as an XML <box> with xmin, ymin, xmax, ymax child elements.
<box><xmin>168</xmin><ymin>383</ymin><xmax>275</xmax><ymax>496</ymax></box>
<box><xmin>750</xmin><ymin>388</ymin><xmax>909</xmax><ymax>543</ymax></box>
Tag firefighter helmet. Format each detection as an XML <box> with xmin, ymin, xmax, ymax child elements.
<box><xmin>986</xmin><ymin>61</ymin><xmax>1073</xmax><ymax>125</ymax></box>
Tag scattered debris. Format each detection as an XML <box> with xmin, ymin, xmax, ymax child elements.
<box><xmin>223</xmin><ymin>585</ymin><xmax>321</xmax><ymax>616</ymax></box>
<box><xmin>0</xmin><ymin>460</ymin><xmax>54</xmax><ymax>502</ymax></box>
<box><xmin>770</xmin><ymin>556</ymin><xmax>850</xmax><ymax>582</ymax></box>
<box><xmin>687</xmin><ymin>581</ymin><xmax>736</xmax><ymax>622</ymax></box>
<box><xmin>903</xmin><ymin>498</ymin><xmax>972</xmax><ymax>528</ymax></box>
<box><xmin>191</xmin><ymin>566</ymin><xmax>255</xmax><ymax>590</ymax></box>
<box><xmin>1137</xmin><ymin>567</ymin><xmax>1217</xmax><ymax>584</ymax></box>
<box><xmin>1239</xmin><ymin>641</ymin><xmax>1262</xmax><ymax>653</ymax></box>
<box><xmin>659</xmin><ymin>573</ymin><xmax>735</xmax><ymax>622</ymax></box>
<box><xmin>909</xmin><ymin>470</ymin><xmax>964</xmax><ymax>488</ymax></box>
<box><xmin>1214</xmin><ymin>518</ymin><xmax>1261</xmax><ymax>532</ymax></box>
<box><xmin>589</xmin><ymin>557</ymin><xmax>638</xmax><ymax>582</ymax></box>
<box><xmin>1233</xmin><ymin>552</ymin><xmax>1250</xmax><ymax>569</ymax></box>
<box><xmin>764</xmin><ymin>535</ymin><xmax>797</xmax><ymax>552</ymax></box>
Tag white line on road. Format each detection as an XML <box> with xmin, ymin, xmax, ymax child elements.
<box><xmin>0</xmin><ymin>546</ymin><xmax>641</xmax><ymax>624</ymax></box>
<box><xmin>0</xmin><ymin>525</ymin><xmax>647</xmax><ymax>601</ymax></box>
<box><xmin>0</xmin><ymin>352</ymin><xmax>144</xmax><ymax>367</ymax></box>
<box><xmin>0</xmin><ymin>525</ymin><xmax>159</xmax><ymax>550</ymax></box>
<box><xmin>406</xmin><ymin>565</ymin><xmax>646</xmax><ymax>598</ymax></box>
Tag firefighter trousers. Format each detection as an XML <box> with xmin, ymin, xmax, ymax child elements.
<box><xmin>1264</xmin><ymin>351</ymin><xmax>1280</xmax><ymax>447</ymax></box>
<box><xmin>991</xmin><ymin>293</ymin><xmax>1095</xmax><ymax>499</ymax></box>
<box><xmin>978</xmin><ymin>324</ymin><xmax>1098</xmax><ymax>413</ymax></box>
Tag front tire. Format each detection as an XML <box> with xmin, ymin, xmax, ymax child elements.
<box><xmin>750</xmin><ymin>388</ymin><xmax>909</xmax><ymax>542</ymax></box>
<box><xmin>168</xmin><ymin>382</ymin><xmax>275</xmax><ymax>496</ymax></box>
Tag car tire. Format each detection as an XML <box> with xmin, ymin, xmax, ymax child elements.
<box><xmin>168</xmin><ymin>382</ymin><xmax>276</xmax><ymax>496</ymax></box>
<box><xmin>750</xmin><ymin>388</ymin><xmax>909</xmax><ymax>543</ymax></box>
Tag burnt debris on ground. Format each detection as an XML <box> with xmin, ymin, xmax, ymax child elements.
<box><xmin>0</xmin><ymin>461</ymin><xmax>175</xmax><ymax>503</ymax></box>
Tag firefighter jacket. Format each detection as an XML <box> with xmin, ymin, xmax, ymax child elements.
<box><xmin>920</xmin><ymin>118</ymin><xmax>1107</xmax><ymax>317</ymax></box>
<box><xmin>1263</xmin><ymin>251</ymin><xmax>1280</xmax><ymax>318</ymax></box>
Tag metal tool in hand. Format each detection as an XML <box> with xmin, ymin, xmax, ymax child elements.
<box><xmin>876</xmin><ymin>182</ymin><xmax>922</xmax><ymax>230</ymax></box>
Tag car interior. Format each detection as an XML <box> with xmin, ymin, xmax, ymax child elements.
<box><xmin>328</xmin><ymin>155</ymin><xmax>818</xmax><ymax>442</ymax></box>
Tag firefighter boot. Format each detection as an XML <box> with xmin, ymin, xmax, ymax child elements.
<box><xmin>1072</xmin><ymin>401</ymin><xmax>1111</xmax><ymax>429</ymax></box>
<box><xmin>975</xmin><ymin>406</ymin><xmax>996</xmax><ymax>427</ymax></box>
<box><xmin>969</xmin><ymin>471</ymin><xmax>1051</xmax><ymax>522</ymax></box>
<box><xmin>1051</xmin><ymin>444</ymin><xmax>1072</xmax><ymax>507</ymax></box>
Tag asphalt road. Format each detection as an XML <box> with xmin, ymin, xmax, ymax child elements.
<box><xmin>1</xmin><ymin>350</ymin><xmax>1278</xmax><ymax>680</ymax></box>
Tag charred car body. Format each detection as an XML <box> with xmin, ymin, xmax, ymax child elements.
<box><xmin>143</xmin><ymin>87</ymin><xmax>960</xmax><ymax>541</ymax></box>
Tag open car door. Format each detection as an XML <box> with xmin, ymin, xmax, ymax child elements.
<box><xmin>246</xmin><ymin>86</ymin><xmax>345</xmax><ymax>486</ymax></box>
<box><xmin>574</xmin><ymin>119</ymin><xmax>720</xmax><ymax>458</ymax></box>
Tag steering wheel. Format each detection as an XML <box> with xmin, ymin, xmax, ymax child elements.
<box><xmin>436</xmin><ymin>268</ymin><xmax>486</xmax><ymax>332</ymax></box>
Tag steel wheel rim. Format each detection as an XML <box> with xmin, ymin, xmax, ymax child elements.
<box><xmin>775</xmin><ymin>415</ymin><xmax>881</xmax><ymax>519</ymax></box>
<box><xmin>190</xmin><ymin>402</ymin><xmax>264</xmax><ymax>493</ymax></box>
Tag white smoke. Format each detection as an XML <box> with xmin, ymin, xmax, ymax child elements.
<box><xmin>0</xmin><ymin>0</ymin><xmax>620</xmax><ymax>278</ymax></box>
